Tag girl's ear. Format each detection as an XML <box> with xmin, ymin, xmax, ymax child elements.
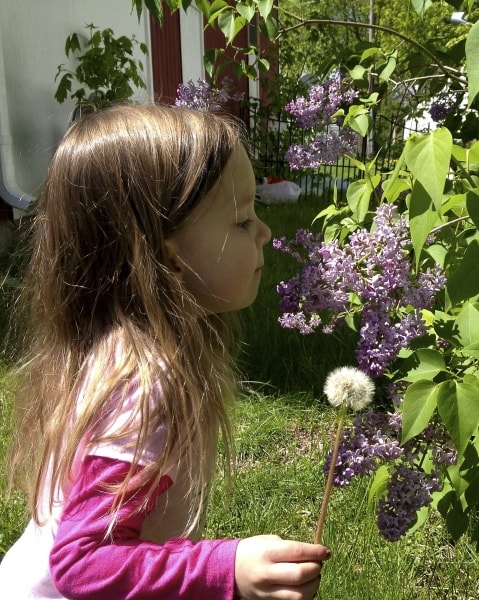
<box><xmin>164</xmin><ymin>238</ymin><xmax>184</xmax><ymax>281</ymax></box>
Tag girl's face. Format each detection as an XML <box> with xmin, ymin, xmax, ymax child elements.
<box><xmin>167</xmin><ymin>143</ymin><xmax>271</xmax><ymax>314</ymax></box>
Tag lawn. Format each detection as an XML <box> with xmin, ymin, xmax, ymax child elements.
<box><xmin>1</xmin><ymin>198</ymin><xmax>479</xmax><ymax>598</ymax></box>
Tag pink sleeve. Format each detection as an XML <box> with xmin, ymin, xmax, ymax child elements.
<box><xmin>50</xmin><ymin>455</ymin><xmax>240</xmax><ymax>600</ymax></box>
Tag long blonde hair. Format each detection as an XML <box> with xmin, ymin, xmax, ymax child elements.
<box><xmin>12</xmin><ymin>104</ymin><xmax>242</xmax><ymax>533</ymax></box>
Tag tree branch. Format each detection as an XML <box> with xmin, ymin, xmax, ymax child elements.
<box><xmin>278</xmin><ymin>12</ymin><xmax>464</xmax><ymax>85</ymax></box>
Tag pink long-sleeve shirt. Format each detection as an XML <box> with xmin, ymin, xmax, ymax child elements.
<box><xmin>0</xmin><ymin>378</ymin><xmax>239</xmax><ymax>599</ymax></box>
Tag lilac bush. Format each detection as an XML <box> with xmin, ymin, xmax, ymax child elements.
<box><xmin>275</xmin><ymin>199</ymin><xmax>452</xmax><ymax>542</ymax></box>
<box><xmin>275</xmin><ymin>204</ymin><xmax>446</xmax><ymax>378</ymax></box>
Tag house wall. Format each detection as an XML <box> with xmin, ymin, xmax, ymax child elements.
<box><xmin>0</xmin><ymin>0</ymin><xmax>153</xmax><ymax>205</ymax></box>
<box><xmin>150</xmin><ymin>10</ymin><xmax>182</xmax><ymax>103</ymax></box>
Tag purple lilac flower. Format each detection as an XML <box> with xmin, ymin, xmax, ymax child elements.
<box><xmin>284</xmin><ymin>74</ymin><xmax>359</xmax><ymax>169</ymax></box>
<box><xmin>324</xmin><ymin>410</ymin><xmax>404</xmax><ymax>486</ymax></box>
<box><xmin>325</xmin><ymin>411</ymin><xmax>456</xmax><ymax>487</ymax></box>
<box><xmin>429</xmin><ymin>98</ymin><xmax>455</xmax><ymax>122</ymax></box>
<box><xmin>276</xmin><ymin>203</ymin><xmax>446</xmax><ymax>377</ymax></box>
<box><xmin>377</xmin><ymin>467</ymin><xmax>441</xmax><ymax>541</ymax></box>
<box><xmin>285</xmin><ymin>74</ymin><xmax>359</xmax><ymax>129</ymax></box>
<box><xmin>285</xmin><ymin>129</ymin><xmax>357</xmax><ymax>169</ymax></box>
<box><xmin>421</xmin><ymin>422</ymin><xmax>457</xmax><ymax>467</ymax></box>
<box><xmin>175</xmin><ymin>77</ymin><xmax>243</xmax><ymax>111</ymax></box>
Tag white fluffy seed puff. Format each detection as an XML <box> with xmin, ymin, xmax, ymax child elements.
<box><xmin>324</xmin><ymin>366</ymin><xmax>375</xmax><ymax>411</ymax></box>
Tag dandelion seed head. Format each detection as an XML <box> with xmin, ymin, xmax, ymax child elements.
<box><xmin>324</xmin><ymin>366</ymin><xmax>374</xmax><ymax>411</ymax></box>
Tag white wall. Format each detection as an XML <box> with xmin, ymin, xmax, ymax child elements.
<box><xmin>0</xmin><ymin>0</ymin><xmax>153</xmax><ymax>208</ymax></box>
<box><xmin>179</xmin><ymin>7</ymin><xmax>204</xmax><ymax>84</ymax></box>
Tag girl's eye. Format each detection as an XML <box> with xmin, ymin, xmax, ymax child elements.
<box><xmin>237</xmin><ymin>219</ymin><xmax>252</xmax><ymax>230</ymax></box>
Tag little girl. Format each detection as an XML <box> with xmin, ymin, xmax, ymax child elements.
<box><xmin>0</xmin><ymin>104</ymin><xmax>330</xmax><ymax>599</ymax></box>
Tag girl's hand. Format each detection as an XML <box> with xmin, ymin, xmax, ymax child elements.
<box><xmin>234</xmin><ymin>534</ymin><xmax>331</xmax><ymax>600</ymax></box>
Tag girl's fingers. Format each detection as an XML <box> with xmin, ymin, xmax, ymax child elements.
<box><xmin>268</xmin><ymin>560</ymin><xmax>322</xmax><ymax>586</ymax></box>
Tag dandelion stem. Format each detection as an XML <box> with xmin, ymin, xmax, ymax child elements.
<box><xmin>314</xmin><ymin>403</ymin><xmax>347</xmax><ymax>544</ymax></box>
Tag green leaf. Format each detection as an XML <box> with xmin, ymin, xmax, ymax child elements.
<box><xmin>345</xmin><ymin>156</ymin><xmax>365</xmax><ymax>172</ymax></box>
<box><xmin>195</xmin><ymin>0</ymin><xmax>211</xmax><ymax>17</ymax></box>
<box><xmin>455</xmin><ymin>302</ymin><xmax>479</xmax><ymax>346</ymax></box>
<box><xmin>65</xmin><ymin>33</ymin><xmax>81</xmax><ymax>56</ymax></box>
<box><xmin>461</xmin><ymin>341</ymin><xmax>479</xmax><ymax>360</ymax></box>
<box><xmin>204</xmin><ymin>48</ymin><xmax>220</xmax><ymax>79</ymax></box>
<box><xmin>440</xmin><ymin>193</ymin><xmax>466</xmax><ymax>216</ymax></box>
<box><xmin>131</xmin><ymin>0</ymin><xmax>143</xmax><ymax>21</ymax></box>
<box><xmin>402</xmin><ymin>348</ymin><xmax>446</xmax><ymax>383</ymax></box>
<box><xmin>437</xmin><ymin>380</ymin><xmax>479</xmax><ymax>455</ymax></box>
<box><xmin>257</xmin><ymin>57</ymin><xmax>270</xmax><ymax>73</ymax></box>
<box><xmin>350</xmin><ymin>115</ymin><xmax>370</xmax><ymax>137</ymax></box>
<box><xmin>368</xmin><ymin>465</ymin><xmax>390</xmax><ymax>505</ymax></box>
<box><xmin>466</xmin><ymin>190</ymin><xmax>479</xmax><ymax>230</ymax></box>
<box><xmin>54</xmin><ymin>73</ymin><xmax>72</xmax><ymax>103</ymax></box>
<box><xmin>258</xmin><ymin>0</ymin><xmax>274</xmax><ymax>19</ymax></box>
<box><xmin>349</xmin><ymin>64</ymin><xmax>366</xmax><ymax>80</ymax></box>
<box><xmin>360</xmin><ymin>47</ymin><xmax>381</xmax><ymax>62</ymax></box>
<box><xmin>425</xmin><ymin>243</ymin><xmax>447</xmax><ymax>267</ymax></box>
<box><xmin>466</xmin><ymin>21</ymin><xmax>479</xmax><ymax>107</ymax></box>
<box><xmin>208</xmin><ymin>0</ymin><xmax>229</xmax><ymax>24</ymax></box>
<box><xmin>346</xmin><ymin>178</ymin><xmax>375</xmax><ymax>222</ymax></box>
<box><xmin>410</xmin><ymin>0</ymin><xmax>433</xmax><ymax>16</ymax></box>
<box><xmin>446</xmin><ymin>239</ymin><xmax>479</xmax><ymax>306</ymax></box>
<box><xmin>404</xmin><ymin>128</ymin><xmax>452</xmax><ymax>210</ymax></box>
<box><xmin>236</xmin><ymin>1</ymin><xmax>255</xmax><ymax>21</ymax></box>
<box><xmin>451</xmin><ymin>144</ymin><xmax>467</xmax><ymax>163</ymax></box>
<box><xmin>379</xmin><ymin>50</ymin><xmax>397</xmax><ymax>82</ymax></box>
<box><xmin>381</xmin><ymin>176</ymin><xmax>410</xmax><ymax>204</ymax></box>
<box><xmin>258</xmin><ymin>14</ymin><xmax>277</xmax><ymax>40</ymax></box>
<box><xmin>408</xmin><ymin>181</ymin><xmax>440</xmax><ymax>267</ymax></box>
<box><xmin>144</xmin><ymin>0</ymin><xmax>164</xmax><ymax>24</ymax></box>
<box><xmin>218</xmin><ymin>12</ymin><xmax>246</xmax><ymax>44</ymax></box>
<box><xmin>233</xmin><ymin>60</ymin><xmax>248</xmax><ymax>79</ymax></box>
<box><xmin>347</xmin><ymin>112</ymin><xmax>371</xmax><ymax>137</ymax></box>
<box><xmin>446</xmin><ymin>497</ymin><xmax>469</xmax><ymax>542</ymax></box>
<box><xmin>401</xmin><ymin>380</ymin><xmax>438</xmax><ymax>445</ymax></box>
<box><xmin>468</xmin><ymin>141</ymin><xmax>479</xmax><ymax>165</ymax></box>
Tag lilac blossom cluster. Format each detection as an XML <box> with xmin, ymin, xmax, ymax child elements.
<box><xmin>285</xmin><ymin>75</ymin><xmax>359</xmax><ymax>128</ymax></box>
<box><xmin>285</xmin><ymin>129</ymin><xmax>357</xmax><ymax>169</ymax></box>
<box><xmin>378</xmin><ymin>466</ymin><xmax>441</xmax><ymax>541</ymax></box>
<box><xmin>275</xmin><ymin>203</ymin><xmax>446</xmax><ymax>377</ymax></box>
<box><xmin>429</xmin><ymin>97</ymin><xmax>455</xmax><ymax>122</ymax></box>
<box><xmin>175</xmin><ymin>77</ymin><xmax>243</xmax><ymax>111</ymax></box>
<box><xmin>284</xmin><ymin>74</ymin><xmax>359</xmax><ymax>169</ymax></box>
<box><xmin>324</xmin><ymin>409</ymin><xmax>456</xmax><ymax>541</ymax></box>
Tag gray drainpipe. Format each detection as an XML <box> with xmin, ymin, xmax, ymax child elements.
<box><xmin>0</xmin><ymin>41</ymin><xmax>35</xmax><ymax>213</ymax></box>
<box><xmin>0</xmin><ymin>135</ymin><xmax>35</xmax><ymax>212</ymax></box>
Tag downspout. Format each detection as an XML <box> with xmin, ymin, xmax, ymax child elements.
<box><xmin>0</xmin><ymin>34</ymin><xmax>35</xmax><ymax>213</ymax></box>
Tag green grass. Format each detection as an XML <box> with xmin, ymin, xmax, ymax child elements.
<box><xmin>0</xmin><ymin>366</ymin><xmax>28</xmax><ymax>555</ymax></box>
<box><xmin>1</xmin><ymin>198</ymin><xmax>479</xmax><ymax>597</ymax></box>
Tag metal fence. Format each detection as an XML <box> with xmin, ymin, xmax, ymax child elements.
<box><xmin>245</xmin><ymin>107</ymin><xmax>429</xmax><ymax>203</ymax></box>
